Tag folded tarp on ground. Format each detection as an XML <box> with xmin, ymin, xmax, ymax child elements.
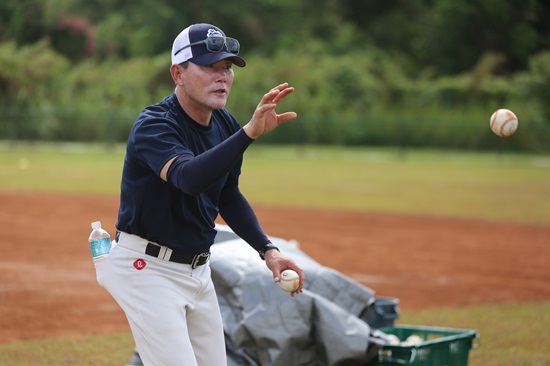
<box><xmin>211</xmin><ymin>225</ymin><xmax>387</xmax><ymax>366</ymax></box>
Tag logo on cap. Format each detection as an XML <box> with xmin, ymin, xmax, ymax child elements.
<box><xmin>206</xmin><ymin>29</ymin><xmax>223</xmax><ymax>38</ymax></box>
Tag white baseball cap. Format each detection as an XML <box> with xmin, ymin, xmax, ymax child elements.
<box><xmin>171</xmin><ymin>23</ymin><xmax>246</xmax><ymax>67</ymax></box>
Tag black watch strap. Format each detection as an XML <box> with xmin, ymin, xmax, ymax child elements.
<box><xmin>259</xmin><ymin>243</ymin><xmax>280</xmax><ymax>260</ymax></box>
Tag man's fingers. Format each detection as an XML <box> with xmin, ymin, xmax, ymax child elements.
<box><xmin>271</xmin><ymin>82</ymin><xmax>289</xmax><ymax>92</ymax></box>
<box><xmin>272</xmin><ymin>87</ymin><xmax>295</xmax><ymax>104</ymax></box>
<box><xmin>262</xmin><ymin>84</ymin><xmax>293</xmax><ymax>104</ymax></box>
<box><xmin>277</xmin><ymin>112</ymin><xmax>298</xmax><ymax>123</ymax></box>
<box><xmin>255</xmin><ymin>106</ymin><xmax>296</xmax><ymax>123</ymax></box>
<box><xmin>255</xmin><ymin>103</ymin><xmax>277</xmax><ymax>115</ymax></box>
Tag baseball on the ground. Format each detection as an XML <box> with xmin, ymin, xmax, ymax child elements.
<box><xmin>490</xmin><ymin>108</ymin><xmax>518</xmax><ymax>137</ymax></box>
<box><xmin>278</xmin><ymin>269</ymin><xmax>300</xmax><ymax>292</ymax></box>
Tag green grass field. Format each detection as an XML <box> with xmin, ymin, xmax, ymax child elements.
<box><xmin>0</xmin><ymin>301</ymin><xmax>548</xmax><ymax>365</ymax></box>
<box><xmin>1</xmin><ymin>142</ymin><xmax>549</xmax><ymax>365</ymax></box>
<box><xmin>2</xmin><ymin>142</ymin><xmax>550</xmax><ymax>224</ymax></box>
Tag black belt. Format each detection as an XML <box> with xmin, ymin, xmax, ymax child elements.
<box><xmin>145</xmin><ymin>242</ymin><xmax>210</xmax><ymax>269</ymax></box>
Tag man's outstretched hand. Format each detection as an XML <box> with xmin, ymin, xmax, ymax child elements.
<box><xmin>243</xmin><ymin>83</ymin><xmax>297</xmax><ymax>139</ymax></box>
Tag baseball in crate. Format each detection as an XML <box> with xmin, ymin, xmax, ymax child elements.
<box><xmin>369</xmin><ymin>325</ymin><xmax>480</xmax><ymax>366</ymax></box>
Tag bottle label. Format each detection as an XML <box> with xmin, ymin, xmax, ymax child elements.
<box><xmin>90</xmin><ymin>238</ymin><xmax>112</xmax><ymax>258</ymax></box>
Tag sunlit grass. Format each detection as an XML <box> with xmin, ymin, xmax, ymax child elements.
<box><xmin>0</xmin><ymin>301</ymin><xmax>548</xmax><ymax>366</ymax></box>
<box><xmin>0</xmin><ymin>142</ymin><xmax>125</xmax><ymax>194</ymax></box>
<box><xmin>399</xmin><ymin>301</ymin><xmax>550</xmax><ymax>366</ymax></box>
<box><xmin>240</xmin><ymin>145</ymin><xmax>550</xmax><ymax>225</ymax></box>
<box><xmin>1</xmin><ymin>142</ymin><xmax>549</xmax><ymax>225</ymax></box>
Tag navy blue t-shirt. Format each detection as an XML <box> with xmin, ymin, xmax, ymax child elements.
<box><xmin>116</xmin><ymin>94</ymin><xmax>269</xmax><ymax>254</ymax></box>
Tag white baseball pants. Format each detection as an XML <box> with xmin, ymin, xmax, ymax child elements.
<box><xmin>96</xmin><ymin>233</ymin><xmax>227</xmax><ymax>366</ymax></box>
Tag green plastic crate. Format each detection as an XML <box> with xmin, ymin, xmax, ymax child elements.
<box><xmin>369</xmin><ymin>325</ymin><xmax>480</xmax><ymax>366</ymax></box>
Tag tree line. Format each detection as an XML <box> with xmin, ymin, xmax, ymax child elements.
<box><xmin>0</xmin><ymin>0</ymin><xmax>549</xmax><ymax>152</ymax></box>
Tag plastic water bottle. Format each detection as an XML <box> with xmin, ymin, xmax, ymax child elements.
<box><xmin>88</xmin><ymin>221</ymin><xmax>111</xmax><ymax>262</ymax></box>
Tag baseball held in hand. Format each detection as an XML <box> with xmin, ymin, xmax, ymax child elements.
<box><xmin>490</xmin><ymin>108</ymin><xmax>518</xmax><ymax>137</ymax></box>
<box><xmin>278</xmin><ymin>269</ymin><xmax>300</xmax><ymax>292</ymax></box>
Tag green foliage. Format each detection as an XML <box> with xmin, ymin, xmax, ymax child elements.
<box><xmin>0</xmin><ymin>40</ymin><xmax>70</xmax><ymax>139</ymax></box>
<box><xmin>517</xmin><ymin>51</ymin><xmax>550</xmax><ymax>122</ymax></box>
<box><xmin>227</xmin><ymin>50</ymin><xmax>549</xmax><ymax>152</ymax></box>
<box><xmin>0</xmin><ymin>40</ymin><xmax>69</xmax><ymax>107</ymax></box>
<box><xmin>2</xmin><ymin>0</ymin><xmax>549</xmax><ymax>72</ymax></box>
<box><xmin>1</xmin><ymin>40</ymin><xmax>549</xmax><ymax>150</ymax></box>
<box><xmin>0</xmin><ymin>43</ymin><xmax>170</xmax><ymax>141</ymax></box>
<box><xmin>1</xmin><ymin>0</ymin><xmax>549</xmax><ymax>149</ymax></box>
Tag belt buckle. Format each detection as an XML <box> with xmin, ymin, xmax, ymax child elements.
<box><xmin>191</xmin><ymin>252</ymin><xmax>210</xmax><ymax>269</ymax></box>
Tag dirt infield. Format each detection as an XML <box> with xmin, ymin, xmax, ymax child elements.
<box><xmin>1</xmin><ymin>192</ymin><xmax>549</xmax><ymax>343</ymax></box>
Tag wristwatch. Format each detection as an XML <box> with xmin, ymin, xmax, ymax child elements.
<box><xmin>259</xmin><ymin>243</ymin><xmax>280</xmax><ymax>260</ymax></box>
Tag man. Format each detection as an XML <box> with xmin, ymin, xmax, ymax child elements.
<box><xmin>96</xmin><ymin>23</ymin><xmax>305</xmax><ymax>366</ymax></box>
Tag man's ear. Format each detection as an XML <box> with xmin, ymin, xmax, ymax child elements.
<box><xmin>170</xmin><ymin>64</ymin><xmax>184</xmax><ymax>85</ymax></box>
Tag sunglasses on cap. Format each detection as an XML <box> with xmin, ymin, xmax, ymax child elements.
<box><xmin>174</xmin><ymin>36</ymin><xmax>240</xmax><ymax>57</ymax></box>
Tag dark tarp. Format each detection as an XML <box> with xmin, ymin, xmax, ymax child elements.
<box><xmin>211</xmin><ymin>225</ymin><xmax>390</xmax><ymax>366</ymax></box>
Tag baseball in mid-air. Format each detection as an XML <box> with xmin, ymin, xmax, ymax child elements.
<box><xmin>490</xmin><ymin>108</ymin><xmax>518</xmax><ymax>137</ymax></box>
<box><xmin>278</xmin><ymin>269</ymin><xmax>300</xmax><ymax>292</ymax></box>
